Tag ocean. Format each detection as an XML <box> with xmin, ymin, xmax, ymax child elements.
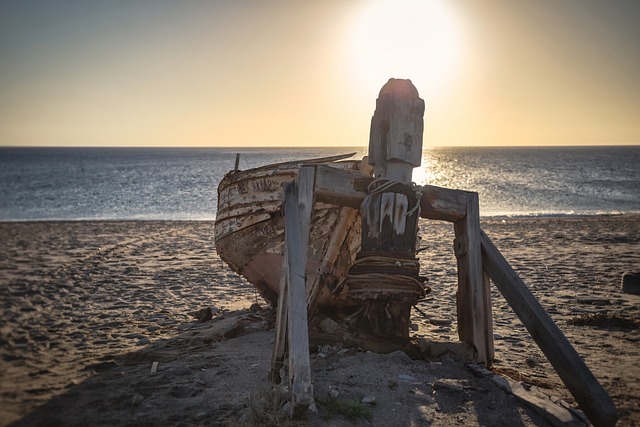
<box><xmin>0</xmin><ymin>146</ymin><xmax>639</xmax><ymax>221</ymax></box>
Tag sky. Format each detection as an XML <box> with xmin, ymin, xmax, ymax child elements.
<box><xmin>1</xmin><ymin>0</ymin><xmax>639</xmax><ymax>148</ymax></box>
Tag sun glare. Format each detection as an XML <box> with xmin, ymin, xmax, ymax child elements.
<box><xmin>346</xmin><ymin>0</ymin><xmax>463</xmax><ymax>102</ymax></box>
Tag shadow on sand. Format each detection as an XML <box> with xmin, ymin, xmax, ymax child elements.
<box><xmin>9</xmin><ymin>308</ymin><xmax>555</xmax><ymax>427</ymax></box>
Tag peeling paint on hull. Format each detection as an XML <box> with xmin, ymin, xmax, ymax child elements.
<box><xmin>214</xmin><ymin>154</ymin><xmax>366</xmax><ymax>307</ymax></box>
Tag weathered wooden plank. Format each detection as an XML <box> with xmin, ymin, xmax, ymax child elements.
<box><xmin>306</xmin><ymin>205</ymin><xmax>358</xmax><ymax>319</ymax></box>
<box><xmin>420</xmin><ymin>185</ymin><xmax>468</xmax><ymax>222</ymax></box>
<box><xmin>296</xmin><ymin>167</ymin><xmax>315</xmax><ymax>255</ymax></box>
<box><xmin>481</xmin><ymin>270</ymin><xmax>494</xmax><ymax>362</ymax></box>
<box><xmin>313</xmin><ymin>164</ymin><xmax>470</xmax><ymax>223</ymax></box>
<box><xmin>269</xmin><ymin>272</ymin><xmax>288</xmax><ymax>384</ymax></box>
<box><xmin>480</xmin><ymin>230</ymin><xmax>618</xmax><ymax>427</ymax></box>
<box><xmin>453</xmin><ymin>193</ymin><xmax>493</xmax><ymax>364</ymax></box>
<box><xmin>283</xmin><ymin>177</ymin><xmax>314</xmax><ymax>416</ymax></box>
<box><xmin>214</xmin><ymin>212</ymin><xmax>274</xmax><ymax>241</ymax></box>
<box><xmin>314</xmin><ymin>164</ymin><xmax>372</xmax><ymax>209</ymax></box>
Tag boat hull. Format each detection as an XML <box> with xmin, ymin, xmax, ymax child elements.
<box><xmin>214</xmin><ymin>155</ymin><xmax>367</xmax><ymax>307</ymax></box>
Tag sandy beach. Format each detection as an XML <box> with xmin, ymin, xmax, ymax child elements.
<box><xmin>1</xmin><ymin>215</ymin><xmax>638</xmax><ymax>426</ymax></box>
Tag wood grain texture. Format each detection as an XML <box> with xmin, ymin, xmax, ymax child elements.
<box><xmin>283</xmin><ymin>177</ymin><xmax>314</xmax><ymax>415</ymax></box>
<box><xmin>454</xmin><ymin>193</ymin><xmax>494</xmax><ymax>364</ymax></box>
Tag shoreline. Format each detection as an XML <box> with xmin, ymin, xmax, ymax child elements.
<box><xmin>1</xmin><ymin>211</ymin><xmax>639</xmax><ymax>223</ymax></box>
<box><xmin>1</xmin><ymin>215</ymin><xmax>639</xmax><ymax>425</ymax></box>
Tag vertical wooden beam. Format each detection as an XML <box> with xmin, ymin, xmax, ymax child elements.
<box><xmin>283</xmin><ymin>173</ymin><xmax>314</xmax><ymax>416</ymax></box>
<box><xmin>352</xmin><ymin>78</ymin><xmax>425</xmax><ymax>337</ymax></box>
<box><xmin>369</xmin><ymin>78</ymin><xmax>424</xmax><ymax>181</ymax></box>
<box><xmin>480</xmin><ymin>231</ymin><xmax>617</xmax><ymax>427</ymax></box>
<box><xmin>454</xmin><ymin>192</ymin><xmax>494</xmax><ymax>364</ymax></box>
<box><xmin>270</xmin><ymin>168</ymin><xmax>314</xmax><ymax>386</ymax></box>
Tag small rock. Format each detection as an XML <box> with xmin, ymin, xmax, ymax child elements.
<box><xmin>136</xmin><ymin>338</ymin><xmax>150</xmax><ymax>346</ymax></box>
<box><xmin>319</xmin><ymin>318</ymin><xmax>340</xmax><ymax>334</ymax></box>
<box><xmin>361</xmin><ymin>395</ymin><xmax>376</xmax><ymax>405</ymax></box>
<box><xmin>433</xmin><ymin>380</ymin><xmax>464</xmax><ymax>392</ymax></box>
<box><xmin>622</xmin><ymin>272</ymin><xmax>640</xmax><ymax>295</ymax></box>
<box><xmin>277</xmin><ymin>402</ymin><xmax>292</xmax><ymax>420</ymax></box>
<box><xmin>132</xmin><ymin>394</ymin><xmax>144</xmax><ymax>407</ymax></box>
<box><xmin>429</xmin><ymin>318</ymin><xmax>453</xmax><ymax>326</ymax></box>
<box><xmin>525</xmin><ymin>357</ymin><xmax>540</xmax><ymax>367</ymax></box>
<box><xmin>249</xmin><ymin>303</ymin><xmax>261</xmax><ymax>312</ymax></box>
<box><xmin>329</xmin><ymin>388</ymin><xmax>340</xmax><ymax>398</ymax></box>
<box><xmin>193</xmin><ymin>307</ymin><xmax>213</xmax><ymax>322</ymax></box>
<box><xmin>490</xmin><ymin>375</ymin><xmax>511</xmax><ymax>392</ymax></box>
<box><xmin>398</xmin><ymin>374</ymin><xmax>418</xmax><ymax>383</ymax></box>
<box><xmin>576</xmin><ymin>297</ymin><xmax>610</xmax><ymax>306</ymax></box>
<box><xmin>222</xmin><ymin>323</ymin><xmax>245</xmax><ymax>338</ymax></box>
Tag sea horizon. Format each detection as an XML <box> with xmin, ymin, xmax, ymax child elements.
<box><xmin>1</xmin><ymin>145</ymin><xmax>639</xmax><ymax>221</ymax></box>
<box><xmin>2</xmin><ymin>144</ymin><xmax>638</xmax><ymax>149</ymax></box>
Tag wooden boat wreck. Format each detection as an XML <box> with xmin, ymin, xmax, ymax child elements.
<box><xmin>214</xmin><ymin>153</ymin><xmax>373</xmax><ymax>308</ymax></box>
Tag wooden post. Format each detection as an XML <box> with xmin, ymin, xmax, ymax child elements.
<box><xmin>285</xmin><ymin>170</ymin><xmax>314</xmax><ymax>416</ymax></box>
<box><xmin>368</xmin><ymin>79</ymin><xmax>424</xmax><ymax>183</ymax></box>
<box><xmin>269</xmin><ymin>170</ymin><xmax>315</xmax><ymax>416</ymax></box>
<box><xmin>350</xmin><ymin>78</ymin><xmax>425</xmax><ymax>337</ymax></box>
<box><xmin>480</xmin><ymin>231</ymin><xmax>618</xmax><ymax>427</ymax></box>
<box><xmin>454</xmin><ymin>192</ymin><xmax>494</xmax><ymax>364</ymax></box>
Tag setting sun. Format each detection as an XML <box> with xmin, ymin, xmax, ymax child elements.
<box><xmin>346</xmin><ymin>0</ymin><xmax>463</xmax><ymax>102</ymax></box>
